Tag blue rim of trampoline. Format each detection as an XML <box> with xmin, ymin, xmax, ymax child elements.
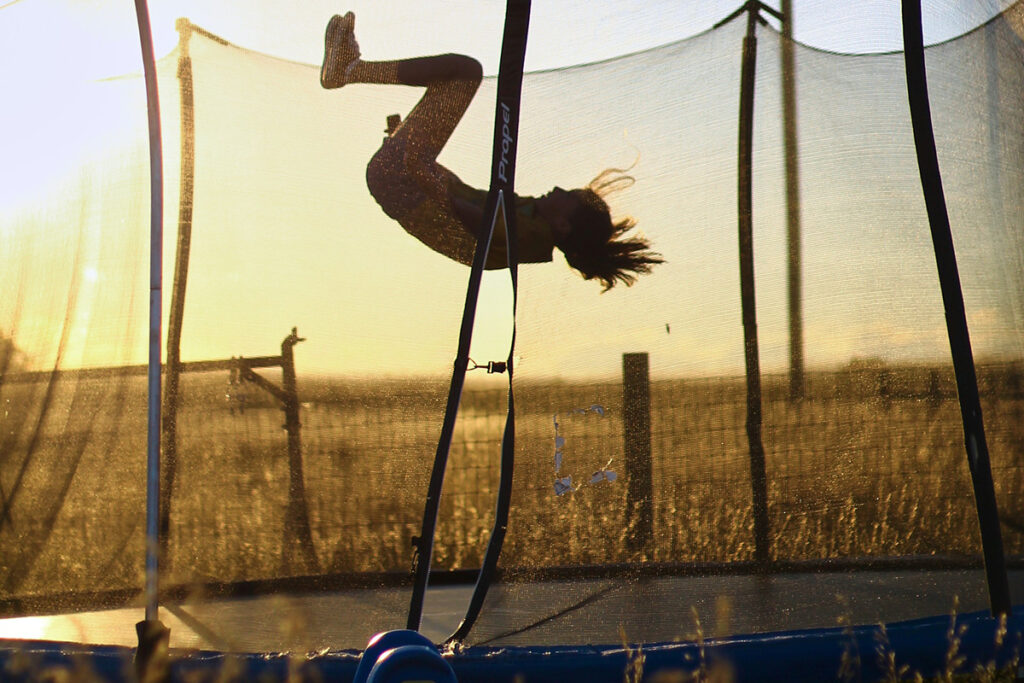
<box><xmin>1</xmin><ymin>607</ymin><xmax>1021</xmax><ymax>682</ymax></box>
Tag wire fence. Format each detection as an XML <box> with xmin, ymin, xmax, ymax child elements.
<box><xmin>1</xmin><ymin>359</ymin><xmax>1021</xmax><ymax>603</ymax></box>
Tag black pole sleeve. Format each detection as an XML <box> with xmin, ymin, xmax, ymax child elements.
<box><xmin>134</xmin><ymin>619</ymin><xmax>170</xmax><ymax>683</ymax></box>
<box><xmin>901</xmin><ymin>0</ymin><xmax>1011</xmax><ymax>617</ymax></box>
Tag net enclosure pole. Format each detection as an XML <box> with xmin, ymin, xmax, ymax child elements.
<box><xmin>158</xmin><ymin>18</ymin><xmax>196</xmax><ymax>565</ymax></box>
<box><xmin>134</xmin><ymin>0</ymin><xmax>164</xmax><ymax>626</ymax></box>
<box><xmin>901</xmin><ymin>0</ymin><xmax>1011</xmax><ymax>618</ymax></box>
<box><xmin>780</xmin><ymin>0</ymin><xmax>804</xmax><ymax>401</ymax></box>
<box><xmin>736</xmin><ymin>2</ymin><xmax>773</xmax><ymax>567</ymax></box>
<box><xmin>158</xmin><ymin>20</ymin><xmax>228</xmax><ymax>565</ymax></box>
<box><xmin>133</xmin><ymin>0</ymin><xmax>171</xmax><ymax>678</ymax></box>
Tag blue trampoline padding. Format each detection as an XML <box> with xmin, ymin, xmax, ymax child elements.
<box><xmin>0</xmin><ymin>608</ymin><xmax>1020</xmax><ymax>682</ymax></box>
<box><xmin>451</xmin><ymin>609</ymin><xmax>1024</xmax><ymax>683</ymax></box>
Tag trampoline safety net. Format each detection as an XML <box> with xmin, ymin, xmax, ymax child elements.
<box><xmin>0</xmin><ymin>0</ymin><xmax>1022</xmax><ymax>654</ymax></box>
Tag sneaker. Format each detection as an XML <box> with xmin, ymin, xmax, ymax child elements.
<box><xmin>320</xmin><ymin>12</ymin><xmax>360</xmax><ymax>89</ymax></box>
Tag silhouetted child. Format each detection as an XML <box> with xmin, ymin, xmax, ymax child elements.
<box><xmin>321</xmin><ymin>12</ymin><xmax>661</xmax><ymax>290</ymax></box>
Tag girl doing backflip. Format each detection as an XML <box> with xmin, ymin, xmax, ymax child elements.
<box><xmin>320</xmin><ymin>12</ymin><xmax>662</xmax><ymax>291</ymax></box>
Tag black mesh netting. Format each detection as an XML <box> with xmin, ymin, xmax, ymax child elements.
<box><xmin>0</xmin><ymin>0</ymin><xmax>1021</xmax><ymax>651</ymax></box>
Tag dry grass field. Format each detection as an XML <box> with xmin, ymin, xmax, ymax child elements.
<box><xmin>0</xmin><ymin>361</ymin><xmax>1021</xmax><ymax>603</ymax></box>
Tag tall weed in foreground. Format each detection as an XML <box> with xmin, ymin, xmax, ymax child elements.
<box><xmin>634</xmin><ymin>608</ymin><xmax>735</xmax><ymax>683</ymax></box>
<box><xmin>621</xmin><ymin>625</ymin><xmax>645</xmax><ymax>683</ymax></box>
<box><xmin>838</xmin><ymin>600</ymin><xmax>1022</xmax><ymax>683</ymax></box>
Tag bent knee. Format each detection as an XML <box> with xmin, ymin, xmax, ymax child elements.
<box><xmin>446</xmin><ymin>54</ymin><xmax>483</xmax><ymax>83</ymax></box>
<box><xmin>397</xmin><ymin>53</ymin><xmax>483</xmax><ymax>87</ymax></box>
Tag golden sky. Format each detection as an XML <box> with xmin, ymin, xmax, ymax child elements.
<box><xmin>2</xmin><ymin>0</ymin><xmax>1021</xmax><ymax>379</ymax></box>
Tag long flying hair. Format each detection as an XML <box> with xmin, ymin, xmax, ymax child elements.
<box><xmin>556</xmin><ymin>168</ymin><xmax>663</xmax><ymax>292</ymax></box>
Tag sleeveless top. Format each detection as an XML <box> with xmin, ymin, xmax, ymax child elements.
<box><xmin>448</xmin><ymin>179</ymin><xmax>556</xmax><ymax>269</ymax></box>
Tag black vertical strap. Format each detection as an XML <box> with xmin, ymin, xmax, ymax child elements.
<box><xmin>901</xmin><ymin>0</ymin><xmax>1011</xmax><ymax>617</ymax></box>
<box><xmin>407</xmin><ymin>0</ymin><xmax>531</xmax><ymax>633</ymax></box>
<box><xmin>448</xmin><ymin>0</ymin><xmax>530</xmax><ymax>643</ymax></box>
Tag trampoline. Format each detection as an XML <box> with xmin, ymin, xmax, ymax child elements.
<box><xmin>0</xmin><ymin>0</ymin><xmax>1022</xmax><ymax>680</ymax></box>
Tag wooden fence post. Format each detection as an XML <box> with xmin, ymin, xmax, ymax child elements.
<box><xmin>280</xmin><ymin>328</ymin><xmax>318</xmax><ymax>574</ymax></box>
<box><xmin>623</xmin><ymin>353</ymin><xmax>654</xmax><ymax>556</ymax></box>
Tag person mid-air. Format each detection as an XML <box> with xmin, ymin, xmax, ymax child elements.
<box><xmin>320</xmin><ymin>12</ymin><xmax>662</xmax><ymax>291</ymax></box>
